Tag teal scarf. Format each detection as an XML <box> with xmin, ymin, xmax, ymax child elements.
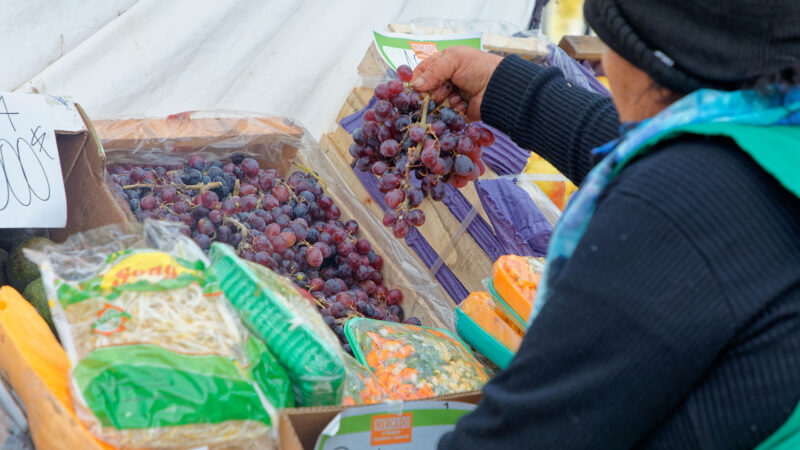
<box><xmin>531</xmin><ymin>87</ymin><xmax>800</xmax><ymax>448</ymax></box>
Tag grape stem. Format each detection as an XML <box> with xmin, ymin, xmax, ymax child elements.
<box><xmin>224</xmin><ymin>217</ymin><xmax>249</xmax><ymax>253</ymax></box>
<box><xmin>405</xmin><ymin>93</ymin><xmax>431</xmax><ymax>170</ymax></box>
<box><xmin>292</xmin><ymin>161</ymin><xmax>328</xmax><ymax>189</ymax></box>
<box><xmin>122</xmin><ymin>181</ymin><xmax>222</xmax><ymax>192</ymax></box>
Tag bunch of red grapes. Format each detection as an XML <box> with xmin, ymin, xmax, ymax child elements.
<box><xmin>108</xmin><ymin>155</ymin><xmax>421</xmax><ymax>351</ymax></box>
<box><xmin>349</xmin><ymin>64</ymin><xmax>495</xmax><ymax>238</ymax></box>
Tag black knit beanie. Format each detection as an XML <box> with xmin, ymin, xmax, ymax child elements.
<box><xmin>584</xmin><ymin>0</ymin><xmax>800</xmax><ymax>93</ymax></box>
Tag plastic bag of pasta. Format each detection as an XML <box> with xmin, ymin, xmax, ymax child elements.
<box><xmin>26</xmin><ymin>220</ymin><xmax>282</xmax><ymax>449</ymax></box>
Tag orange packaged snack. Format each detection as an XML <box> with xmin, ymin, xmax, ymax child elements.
<box><xmin>459</xmin><ymin>292</ymin><xmax>524</xmax><ymax>352</ymax></box>
<box><xmin>492</xmin><ymin>255</ymin><xmax>545</xmax><ymax>322</ymax></box>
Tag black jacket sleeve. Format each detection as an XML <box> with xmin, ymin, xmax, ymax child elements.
<box><xmin>480</xmin><ymin>55</ymin><xmax>621</xmax><ymax>185</ymax></box>
<box><xmin>438</xmin><ymin>173</ymin><xmax>735</xmax><ymax>449</ymax></box>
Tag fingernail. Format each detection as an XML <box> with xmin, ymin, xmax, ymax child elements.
<box><xmin>413</xmin><ymin>77</ymin><xmax>425</xmax><ymax>88</ymax></box>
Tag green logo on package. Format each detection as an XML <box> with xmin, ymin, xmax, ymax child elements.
<box><xmin>92</xmin><ymin>304</ymin><xmax>131</xmax><ymax>336</ymax></box>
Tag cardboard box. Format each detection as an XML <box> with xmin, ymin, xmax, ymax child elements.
<box><xmin>0</xmin><ymin>97</ymin><xmax>115</xmax><ymax>450</ymax></box>
<box><xmin>93</xmin><ymin>113</ymin><xmax>455</xmax><ymax>330</ymax></box>
<box><xmin>2</xmin><ymin>106</ymin><xmax>466</xmax><ymax>448</ymax></box>
<box><xmin>279</xmin><ymin>391</ymin><xmax>482</xmax><ymax>450</ymax></box>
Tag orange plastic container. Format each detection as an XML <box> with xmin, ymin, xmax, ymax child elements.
<box><xmin>459</xmin><ymin>292</ymin><xmax>524</xmax><ymax>353</ymax></box>
<box><xmin>492</xmin><ymin>255</ymin><xmax>543</xmax><ymax>322</ymax></box>
<box><xmin>0</xmin><ymin>286</ymin><xmax>109</xmax><ymax>450</ymax></box>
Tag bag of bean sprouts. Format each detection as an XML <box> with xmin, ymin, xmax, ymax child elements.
<box><xmin>26</xmin><ymin>220</ymin><xmax>286</xmax><ymax>450</ymax></box>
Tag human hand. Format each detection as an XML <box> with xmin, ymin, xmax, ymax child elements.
<box><xmin>411</xmin><ymin>46</ymin><xmax>502</xmax><ymax>121</ymax></box>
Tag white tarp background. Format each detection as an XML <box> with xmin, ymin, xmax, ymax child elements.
<box><xmin>1</xmin><ymin>0</ymin><xmax>535</xmax><ymax>139</ymax></box>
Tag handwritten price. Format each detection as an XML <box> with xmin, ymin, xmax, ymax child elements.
<box><xmin>0</xmin><ymin>95</ymin><xmax>56</xmax><ymax>211</ymax></box>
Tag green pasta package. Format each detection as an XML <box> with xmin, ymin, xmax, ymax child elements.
<box><xmin>27</xmin><ymin>221</ymin><xmax>290</xmax><ymax>449</ymax></box>
<box><xmin>345</xmin><ymin>318</ymin><xmax>489</xmax><ymax>400</ymax></box>
<box><xmin>209</xmin><ymin>242</ymin><xmax>346</xmax><ymax>406</ymax></box>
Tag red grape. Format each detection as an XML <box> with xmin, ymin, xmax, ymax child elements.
<box><xmin>393</xmin><ymin>219</ymin><xmax>410</xmax><ymax>238</ymax></box>
<box><xmin>396</xmin><ymin>64</ymin><xmax>413</xmax><ymax>82</ymax></box>
<box><xmin>409</xmin><ymin>126</ymin><xmax>426</xmax><ymax>143</ymax></box>
<box><xmin>196</xmin><ymin>218</ymin><xmax>214</xmax><ymax>236</ymax></box>
<box><xmin>273</xmin><ymin>185</ymin><xmax>290</xmax><ymax>203</ymax></box>
<box><xmin>241</xmin><ymin>158</ymin><xmax>260</xmax><ymax>177</ymax></box>
<box><xmin>384</xmin><ymin>189</ymin><xmax>405</xmax><ymax>209</ymax></box>
<box><xmin>306</xmin><ymin>247</ymin><xmax>323</xmax><ymax>267</ymax></box>
<box><xmin>188</xmin><ymin>155</ymin><xmax>206</xmax><ymax>171</ymax></box>
<box><xmin>143</xmin><ymin>196</ymin><xmax>164</xmax><ymax>212</ymax></box>
<box><xmin>161</xmin><ymin>185</ymin><xmax>177</xmax><ymax>203</ymax></box>
<box><xmin>380</xmin><ymin>139</ymin><xmax>400</xmax><ymax>158</ymax></box>
<box><xmin>200</xmin><ymin>191</ymin><xmax>219</xmax><ymax>209</ymax></box>
<box><xmin>280</xmin><ymin>231</ymin><xmax>297</xmax><ymax>247</ymax></box>
<box><xmin>406</xmin><ymin>209</ymin><xmax>425</xmax><ymax>226</ymax></box>
<box><xmin>355</xmin><ymin>239</ymin><xmax>370</xmax><ymax>254</ymax></box>
<box><xmin>387</xmin><ymin>79</ymin><xmax>404</xmax><ymax>95</ymax></box>
<box><xmin>386</xmin><ymin>289</ymin><xmax>403</xmax><ymax>306</ymax></box>
<box><xmin>208</xmin><ymin>209</ymin><xmax>223</xmax><ymax>225</ymax></box>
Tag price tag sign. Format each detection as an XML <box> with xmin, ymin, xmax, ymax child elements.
<box><xmin>373</xmin><ymin>30</ymin><xmax>482</xmax><ymax>70</ymax></box>
<box><xmin>0</xmin><ymin>93</ymin><xmax>67</xmax><ymax>228</ymax></box>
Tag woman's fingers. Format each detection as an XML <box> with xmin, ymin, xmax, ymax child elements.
<box><xmin>412</xmin><ymin>49</ymin><xmax>460</xmax><ymax>92</ymax></box>
<box><xmin>430</xmin><ymin>81</ymin><xmax>454</xmax><ymax>103</ymax></box>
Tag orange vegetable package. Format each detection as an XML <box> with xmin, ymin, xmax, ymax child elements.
<box><xmin>459</xmin><ymin>292</ymin><xmax>524</xmax><ymax>352</ymax></box>
<box><xmin>492</xmin><ymin>255</ymin><xmax>545</xmax><ymax>323</ymax></box>
<box><xmin>345</xmin><ymin>318</ymin><xmax>489</xmax><ymax>401</ymax></box>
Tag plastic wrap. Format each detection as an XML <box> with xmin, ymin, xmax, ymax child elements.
<box><xmin>474</xmin><ymin>178</ymin><xmax>552</xmax><ymax>257</ymax></box>
<box><xmin>490</xmin><ymin>255</ymin><xmax>546</xmax><ymax>327</ymax></box>
<box><xmin>95</xmin><ymin>112</ymin><xmax>455</xmax><ymax>331</ymax></box>
<box><xmin>345</xmin><ymin>318</ymin><xmax>489</xmax><ymax>400</ymax></box>
<box><xmin>26</xmin><ymin>220</ymin><xmax>280</xmax><ymax>449</ymax></box>
<box><xmin>458</xmin><ymin>291</ymin><xmax>523</xmax><ymax>353</ymax></box>
<box><xmin>0</xmin><ymin>379</ymin><xmax>34</xmax><ymax>450</ymax></box>
<box><xmin>509</xmin><ymin>174</ymin><xmax>564</xmax><ymax>228</ymax></box>
<box><xmin>340</xmin><ymin>353</ymin><xmax>394</xmax><ymax>406</ymax></box>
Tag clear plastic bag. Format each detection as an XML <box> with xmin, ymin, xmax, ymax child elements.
<box><xmin>345</xmin><ymin>318</ymin><xmax>489</xmax><ymax>400</ymax></box>
<box><xmin>94</xmin><ymin>112</ymin><xmax>455</xmax><ymax>332</ymax></box>
<box><xmin>0</xmin><ymin>378</ymin><xmax>34</xmax><ymax>450</ymax></box>
<box><xmin>340</xmin><ymin>353</ymin><xmax>394</xmax><ymax>406</ymax></box>
<box><xmin>505</xmin><ymin>174</ymin><xmax>564</xmax><ymax>228</ymax></box>
<box><xmin>26</xmin><ymin>220</ymin><xmax>280</xmax><ymax>449</ymax></box>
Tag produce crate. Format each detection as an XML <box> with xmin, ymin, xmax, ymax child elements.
<box><xmin>92</xmin><ymin>113</ymin><xmax>454</xmax><ymax>330</ymax></box>
<box><xmin>319</xmin><ymin>31</ymin><xmax>573</xmax><ymax>305</ymax></box>
<box><xmin>320</xmin><ymin>28</ymin><xmax>603</xmax><ymax>306</ymax></box>
<box><xmin>1</xmin><ymin>104</ymin><xmax>458</xmax><ymax>448</ymax></box>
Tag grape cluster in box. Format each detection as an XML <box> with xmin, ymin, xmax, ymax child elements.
<box><xmin>108</xmin><ymin>155</ymin><xmax>419</xmax><ymax>351</ymax></box>
<box><xmin>350</xmin><ymin>65</ymin><xmax>495</xmax><ymax>238</ymax></box>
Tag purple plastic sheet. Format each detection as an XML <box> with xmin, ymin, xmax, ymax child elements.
<box><xmin>351</xmin><ymin>166</ymin><xmax>470</xmax><ymax>304</ymax></box>
<box><xmin>477</xmin><ymin>122</ymin><xmax>529</xmax><ymax>175</ymax></box>
<box><xmin>545</xmin><ymin>42</ymin><xmax>610</xmax><ymax>96</ymax></box>
<box><xmin>475</xmin><ymin>179</ymin><xmax>552</xmax><ymax>256</ymax></box>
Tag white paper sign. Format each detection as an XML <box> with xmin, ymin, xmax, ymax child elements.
<box><xmin>0</xmin><ymin>93</ymin><xmax>67</xmax><ymax>228</ymax></box>
<box><xmin>373</xmin><ymin>30</ymin><xmax>482</xmax><ymax>70</ymax></box>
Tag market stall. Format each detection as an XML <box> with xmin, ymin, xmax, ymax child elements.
<box><xmin>0</xmin><ymin>17</ymin><xmax>606</xmax><ymax>450</ymax></box>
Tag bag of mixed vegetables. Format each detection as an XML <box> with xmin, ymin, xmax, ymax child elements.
<box><xmin>345</xmin><ymin>318</ymin><xmax>489</xmax><ymax>400</ymax></box>
<box><xmin>27</xmin><ymin>221</ymin><xmax>288</xmax><ymax>449</ymax></box>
